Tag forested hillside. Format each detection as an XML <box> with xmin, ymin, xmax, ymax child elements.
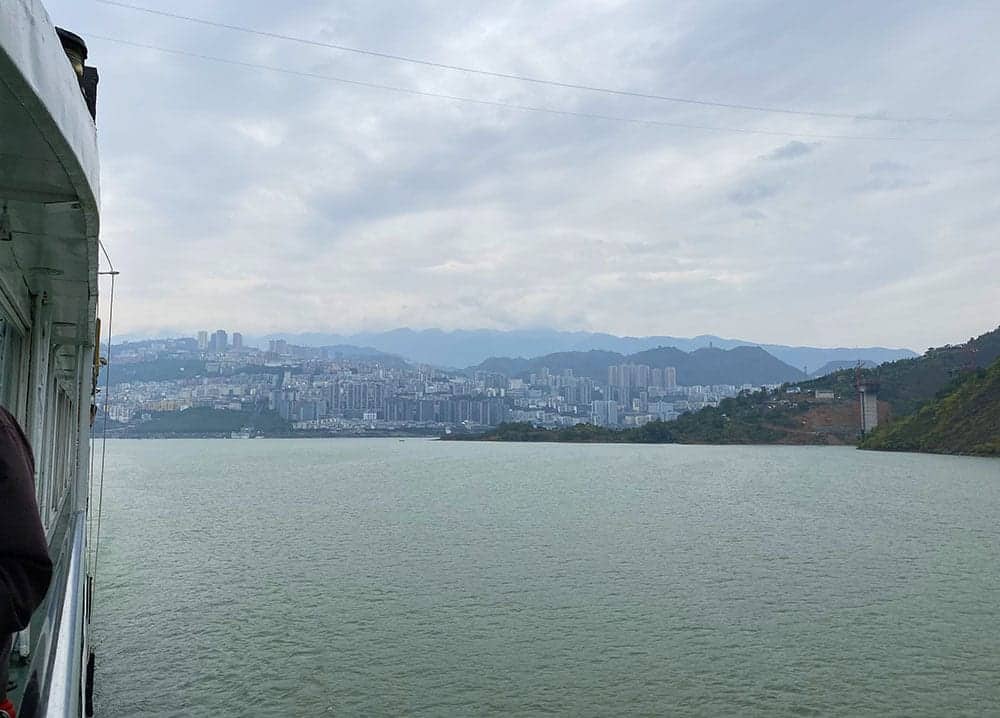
<box><xmin>458</xmin><ymin>326</ymin><xmax>1000</xmax><ymax>454</ymax></box>
<box><xmin>802</xmin><ymin>325</ymin><xmax>1000</xmax><ymax>416</ymax></box>
<box><xmin>860</xmin><ymin>358</ymin><xmax>1000</xmax><ymax>456</ymax></box>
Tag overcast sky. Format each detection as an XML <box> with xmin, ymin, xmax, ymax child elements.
<box><xmin>47</xmin><ymin>0</ymin><xmax>1000</xmax><ymax>349</ymax></box>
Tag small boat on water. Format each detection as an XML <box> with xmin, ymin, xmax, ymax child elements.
<box><xmin>2</xmin><ymin>1</ymin><xmax>103</xmax><ymax>715</ymax></box>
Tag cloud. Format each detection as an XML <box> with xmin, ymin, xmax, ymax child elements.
<box><xmin>870</xmin><ymin>160</ymin><xmax>910</xmax><ymax>174</ymax></box>
<box><xmin>859</xmin><ymin>176</ymin><xmax>930</xmax><ymax>192</ymax></box>
<box><xmin>760</xmin><ymin>140</ymin><xmax>820</xmax><ymax>161</ymax></box>
<box><xmin>859</xmin><ymin>160</ymin><xmax>929</xmax><ymax>192</ymax></box>
<box><xmin>41</xmin><ymin>0</ymin><xmax>1000</xmax><ymax>349</ymax></box>
<box><xmin>729</xmin><ymin>182</ymin><xmax>780</xmax><ymax>205</ymax></box>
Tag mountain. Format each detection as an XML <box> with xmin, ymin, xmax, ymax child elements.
<box><xmin>474</xmin><ymin>345</ymin><xmax>806</xmax><ymax>386</ymax></box>
<box><xmin>318</xmin><ymin>345</ymin><xmax>409</xmax><ymax>367</ymax></box>
<box><xmin>460</xmin><ymin>325</ymin><xmax>1000</xmax><ymax>453</ymax></box>
<box><xmin>860</xmin><ymin>357</ymin><xmax>1000</xmax><ymax>456</ymax></box>
<box><xmin>253</xmin><ymin>328</ymin><xmax>915</xmax><ymax>369</ymax></box>
<box><xmin>810</xmin><ymin>359</ymin><xmax>876</xmax><ymax>378</ymax></box>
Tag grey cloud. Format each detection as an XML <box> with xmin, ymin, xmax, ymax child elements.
<box><xmin>859</xmin><ymin>176</ymin><xmax>930</xmax><ymax>192</ymax></box>
<box><xmin>859</xmin><ymin>160</ymin><xmax>928</xmax><ymax>192</ymax></box>
<box><xmin>870</xmin><ymin>160</ymin><xmax>910</xmax><ymax>174</ymax></box>
<box><xmin>760</xmin><ymin>141</ymin><xmax>820</xmax><ymax>161</ymax></box>
<box><xmin>729</xmin><ymin>182</ymin><xmax>780</xmax><ymax>205</ymax></box>
<box><xmin>42</xmin><ymin>0</ymin><xmax>1000</xmax><ymax>348</ymax></box>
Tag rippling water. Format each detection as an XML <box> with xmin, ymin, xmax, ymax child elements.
<box><xmin>92</xmin><ymin>439</ymin><xmax>999</xmax><ymax>717</ymax></box>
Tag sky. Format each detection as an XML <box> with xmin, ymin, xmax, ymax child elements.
<box><xmin>46</xmin><ymin>0</ymin><xmax>1000</xmax><ymax>350</ymax></box>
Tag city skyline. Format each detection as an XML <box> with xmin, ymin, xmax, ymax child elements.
<box><xmin>104</xmin><ymin>335</ymin><xmax>743</xmax><ymax>434</ymax></box>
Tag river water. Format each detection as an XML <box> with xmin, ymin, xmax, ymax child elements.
<box><xmin>91</xmin><ymin>439</ymin><xmax>1000</xmax><ymax>717</ymax></box>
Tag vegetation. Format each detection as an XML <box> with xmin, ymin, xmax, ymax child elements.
<box><xmin>802</xmin><ymin>325</ymin><xmax>1000</xmax><ymax>416</ymax></box>
<box><xmin>860</xmin><ymin>357</ymin><xmax>1000</xmax><ymax>456</ymax></box>
<box><xmin>459</xmin><ymin>326</ymin><xmax>1000</xmax><ymax>454</ymax></box>
<box><xmin>450</xmin><ymin>391</ymin><xmax>807</xmax><ymax>445</ymax></box>
<box><xmin>130</xmin><ymin>408</ymin><xmax>290</xmax><ymax>436</ymax></box>
<box><xmin>449</xmin><ymin>421</ymin><xmax>676</xmax><ymax>443</ymax></box>
<box><xmin>105</xmin><ymin>358</ymin><xmax>207</xmax><ymax>384</ymax></box>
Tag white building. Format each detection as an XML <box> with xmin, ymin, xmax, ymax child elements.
<box><xmin>591</xmin><ymin>400</ymin><xmax>620</xmax><ymax>427</ymax></box>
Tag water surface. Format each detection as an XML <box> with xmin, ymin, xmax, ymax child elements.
<box><xmin>92</xmin><ymin>439</ymin><xmax>1000</xmax><ymax>716</ymax></box>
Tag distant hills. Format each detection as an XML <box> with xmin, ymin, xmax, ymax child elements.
<box><xmin>253</xmin><ymin>328</ymin><xmax>915</xmax><ymax>369</ymax></box>
<box><xmin>319</xmin><ymin>345</ymin><xmax>409</xmax><ymax>368</ymax></box>
<box><xmin>810</xmin><ymin>359</ymin><xmax>876</xmax><ymax>378</ymax></box>
<box><xmin>460</xmin><ymin>324</ymin><xmax>1000</xmax><ymax>454</ymax></box>
<box><xmin>476</xmin><ymin>345</ymin><xmax>806</xmax><ymax>386</ymax></box>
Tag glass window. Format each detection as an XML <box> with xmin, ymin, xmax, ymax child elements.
<box><xmin>0</xmin><ymin>313</ymin><xmax>26</xmax><ymax>417</ymax></box>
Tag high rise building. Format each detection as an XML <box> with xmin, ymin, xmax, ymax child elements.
<box><xmin>197</xmin><ymin>330</ymin><xmax>208</xmax><ymax>351</ymax></box>
<box><xmin>609</xmin><ymin>364</ymin><xmax>658</xmax><ymax>397</ymax></box>
<box><xmin>664</xmin><ymin>366</ymin><xmax>677</xmax><ymax>389</ymax></box>
<box><xmin>591</xmin><ymin>400</ymin><xmax>620</xmax><ymax>427</ymax></box>
<box><xmin>211</xmin><ymin>329</ymin><xmax>227</xmax><ymax>352</ymax></box>
<box><xmin>634</xmin><ymin>364</ymin><xmax>650</xmax><ymax>389</ymax></box>
<box><xmin>232</xmin><ymin>332</ymin><xmax>243</xmax><ymax>351</ymax></box>
<box><xmin>268</xmin><ymin>339</ymin><xmax>288</xmax><ymax>356</ymax></box>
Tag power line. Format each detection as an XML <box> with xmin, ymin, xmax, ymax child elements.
<box><xmin>84</xmin><ymin>33</ymin><xmax>976</xmax><ymax>143</ymax></box>
<box><xmin>94</xmin><ymin>0</ymin><xmax>970</xmax><ymax>126</ymax></box>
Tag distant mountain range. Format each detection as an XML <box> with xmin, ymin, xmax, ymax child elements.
<box><xmin>252</xmin><ymin>328</ymin><xmax>916</xmax><ymax>369</ymax></box>
<box><xmin>320</xmin><ymin>344</ymin><xmax>408</xmax><ymax>367</ymax></box>
<box><xmin>476</xmin><ymin>345</ymin><xmax>806</xmax><ymax>386</ymax></box>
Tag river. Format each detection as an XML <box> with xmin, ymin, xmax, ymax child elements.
<box><xmin>91</xmin><ymin>439</ymin><xmax>1000</xmax><ymax>716</ymax></box>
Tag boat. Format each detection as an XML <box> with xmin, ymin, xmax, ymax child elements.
<box><xmin>1</xmin><ymin>1</ymin><xmax>103</xmax><ymax>716</ymax></box>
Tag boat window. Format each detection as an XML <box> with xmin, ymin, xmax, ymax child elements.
<box><xmin>0</xmin><ymin>312</ymin><xmax>26</xmax><ymax>416</ymax></box>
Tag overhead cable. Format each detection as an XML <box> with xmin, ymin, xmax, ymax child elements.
<box><xmin>85</xmin><ymin>34</ymin><xmax>977</xmax><ymax>143</ymax></box>
<box><xmin>93</xmin><ymin>0</ymin><xmax>974</xmax><ymax>126</ymax></box>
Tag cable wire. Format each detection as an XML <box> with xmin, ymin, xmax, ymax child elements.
<box><xmin>94</xmin><ymin>0</ymin><xmax>975</xmax><ymax>126</ymax></box>
<box><xmin>88</xmin><ymin>244</ymin><xmax>115</xmax><ymax>567</ymax></box>
<box><xmin>91</xmin><ymin>254</ymin><xmax>118</xmax><ymax>603</ymax></box>
<box><xmin>84</xmin><ymin>33</ymin><xmax>978</xmax><ymax>143</ymax></box>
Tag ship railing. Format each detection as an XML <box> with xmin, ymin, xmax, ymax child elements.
<box><xmin>21</xmin><ymin>510</ymin><xmax>87</xmax><ymax>718</ymax></box>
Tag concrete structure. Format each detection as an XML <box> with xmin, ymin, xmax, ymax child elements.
<box><xmin>859</xmin><ymin>382</ymin><xmax>879</xmax><ymax>435</ymax></box>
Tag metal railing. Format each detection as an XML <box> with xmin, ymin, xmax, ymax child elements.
<box><xmin>21</xmin><ymin>510</ymin><xmax>87</xmax><ymax>718</ymax></box>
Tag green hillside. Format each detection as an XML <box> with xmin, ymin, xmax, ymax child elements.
<box><xmin>457</xmin><ymin>326</ymin><xmax>1000</xmax><ymax>453</ymax></box>
<box><xmin>801</xmin><ymin>325</ymin><xmax>1000</xmax><ymax>416</ymax></box>
<box><xmin>860</xmin><ymin>358</ymin><xmax>1000</xmax><ymax>456</ymax></box>
<box><xmin>449</xmin><ymin>390</ymin><xmax>813</xmax><ymax>445</ymax></box>
<box><xmin>130</xmin><ymin>408</ymin><xmax>290</xmax><ymax>436</ymax></box>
